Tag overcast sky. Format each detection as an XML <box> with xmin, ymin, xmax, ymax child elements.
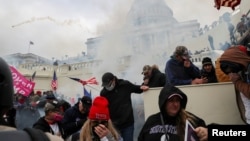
<box><xmin>0</xmin><ymin>0</ymin><xmax>232</xmax><ymax>60</ymax></box>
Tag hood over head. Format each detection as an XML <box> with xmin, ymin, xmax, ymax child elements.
<box><xmin>158</xmin><ymin>85</ymin><xmax>187</xmax><ymax>115</ymax></box>
<box><xmin>220</xmin><ymin>46</ymin><xmax>250</xmax><ymax>68</ymax></box>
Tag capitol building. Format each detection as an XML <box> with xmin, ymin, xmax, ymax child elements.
<box><xmin>2</xmin><ymin>1</ymin><xmax>250</xmax><ymax>140</ymax></box>
<box><xmin>2</xmin><ymin>0</ymin><xmax>249</xmax><ymax>97</ymax></box>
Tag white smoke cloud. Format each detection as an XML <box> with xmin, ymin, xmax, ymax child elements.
<box><xmin>0</xmin><ymin>0</ymin><xmax>232</xmax><ymax>60</ymax></box>
<box><xmin>11</xmin><ymin>16</ymin><xmax>88</xmax><ymax>29</ymax></box>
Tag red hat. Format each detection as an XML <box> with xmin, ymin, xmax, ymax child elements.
<box><xmin>88</xmin><ymin>96</ymin><xmax>110</xmax><ymax>120</ymax></box>
<box><xmin>238</xmin><ymin>45</ymin><xmax>247</xmax><ymax>54</ymax></box>
<box><xmin>36</xmin><ymin>90</ymin><xmax>42</xmax><ymax>96</ymax></box>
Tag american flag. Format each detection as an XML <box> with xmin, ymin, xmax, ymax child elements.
<box><xmin>51</xmin><ymin>70</ymin><xmax>58</xmax><ymax>90</ymax></box>
<box><xmin>68</xmin><ymin>77</ymin><xmax>98</xmax><ymax>86</ymax></box>
<box><xmin>214</xmin><ymin>0</ymin><xmax>241</xmax><ymax>10</ymax></box>
<box><xmin>85</xmin><ymin>77</ymin><xmax>98</xmax><ymax>85</ymax></box>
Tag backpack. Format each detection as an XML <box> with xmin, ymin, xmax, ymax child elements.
<box><xmin>0</xmin><ymin>127</ymin><xmax>50</xmax><ymax>141</ymax></box>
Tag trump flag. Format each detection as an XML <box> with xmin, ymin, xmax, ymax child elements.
<box><xmin>10</xmin><ymin>66</ymin><xmax>35</xmax><ymax>97</ymax></box>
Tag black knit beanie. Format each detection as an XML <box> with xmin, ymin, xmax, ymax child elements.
<box><xmin>202</xmin><ymin>57</ymin><xmax>212</xmax><ymax>65</ymax></box>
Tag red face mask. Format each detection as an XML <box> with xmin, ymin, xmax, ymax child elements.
<box><xmin>53</xmin><ymin>113</ymin><xmax>63</xmax><ymax>122</ymax></box>
<box><xmin>18</xmin><ymin>98</ymin><xmax>25</xmax><ymax>104</ymax></box>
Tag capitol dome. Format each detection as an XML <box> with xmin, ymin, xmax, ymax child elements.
<box><xmin>126</xmin><ymin>0</ymin><xmax>178</xmax><ymax>26</ymax></box>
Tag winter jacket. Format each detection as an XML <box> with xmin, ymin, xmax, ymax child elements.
<box><xmin>100</xmin><ymin>78</ymin><xmax>143</xmax><ymax>129</ymax></box>
<box><xmin>165</xmin><ymin>56</ymin><xmax>201</xmax><ymax>85</ymax></box>
<box><xmin>33</xmin><ymin>116</ymin><xmax>66</xmax><ymax>139</ymax></box>
<box><xmin>215</xmin><ymin>57</ymin><xmax>231</xmax><ymax>82</ymax></box>
<box><xmin>61</xmin><ymin>103</ymin><xmax>88</xmax><ymax>138</ymax></box>
<box><xmin>220</xmin><ymin>47</ymin><xmax>250</xmax><ymax>99</ymax></box>
<box><xmin>220</xmin><ymin>47</ymin><xmax>250</xmax><ymax>124</ymax></box>
<box><xmin>138</xmin><ymin>86</ymin><xmax>206</xmax><ymax>141</ymax></box>
<box><xmin>143</xmin><ymin>67</ymin><xmax>166</xmax><ymax>87</ymax></box>
<box><xmin>200</xmin><ymin>66</ymin><xmax>218</xmax><ymax>83</ymax></box>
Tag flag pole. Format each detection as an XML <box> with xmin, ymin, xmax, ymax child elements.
<box><xmin>28</xmin><ymin>43</ymin><xmax>30</xmax><ymax>53</ymax></box>
<box><xmin>28</xmin><ymin>41</ymin><xmax>34</xmax><ymax>53</ymax></box>
<box><xmin>85</xmin><ymin>84</ymin><xmax>101</xmax><ymax>92</ymax></box>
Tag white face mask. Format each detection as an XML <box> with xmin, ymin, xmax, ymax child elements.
<box><xmin>105</xmin><ymin>82</ymin><xmax>115</xmax><ymax>91</ymax></box>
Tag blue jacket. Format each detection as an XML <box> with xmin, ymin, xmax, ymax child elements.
<box><xmin>61</xmin><ymin>103</ymin><xmax>88</xmax><ymax>138</ymax></box>
<box><xmin>165</xmin><ymin>57</ymin><xmax>201</xmax><ymax>85</ymax></box>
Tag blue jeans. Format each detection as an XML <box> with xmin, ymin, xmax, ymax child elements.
<box><xmin>119</xmin><ymin>124</ymin><xmax>134</xmax><ymax>141</ymax></box>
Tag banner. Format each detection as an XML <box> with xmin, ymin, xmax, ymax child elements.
<box><xmin>10</xmin><ymin>66</ymin><xmax>35</xmax><ymax>97</ymax></box>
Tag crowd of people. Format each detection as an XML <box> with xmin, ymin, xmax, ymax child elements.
<box><xmin>1</xmin><ymin>43</ymin><xmax>250</xmax><ymax>141</ymax></box>
<box><xmin>143</xmin><ymin>46</ymin><xmax>220</xmax><ymax>87</ymax></box>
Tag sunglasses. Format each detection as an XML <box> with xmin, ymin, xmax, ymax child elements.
<box><xmin>91</xmin><ymin>120</ymin><xmax>108</xmax><ymax>127</ymax></box>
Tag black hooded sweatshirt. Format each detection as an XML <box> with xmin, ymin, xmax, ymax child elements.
<box><xmin>138</xmin><ymin>85</ymin><xmax>206</xmax><ymax>141</ymax></box>
<box><xmin>100</xmin><ymin>77</ymin><xmax>143</xmax><ymax>129</ymax></box>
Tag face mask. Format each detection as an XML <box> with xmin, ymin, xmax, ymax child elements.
<box><xmin>18</xmin><ymin>98</ymin><xmax>25</xmax><ymax>104</ymax></box>
<box><xmin>53</xmin><ymin>113</ymin><xmax>63</xmax><ymax>122</ymax></box>
<box><xmin>105</xmin><ymin>82</ymin><xmax>115</xmax><ymax>91</ymax></box>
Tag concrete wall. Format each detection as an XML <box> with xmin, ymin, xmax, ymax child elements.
<box><xmin>143</xmin><ymin>82</ymin><xmax>245</xmax><ymax>125</ymax></box>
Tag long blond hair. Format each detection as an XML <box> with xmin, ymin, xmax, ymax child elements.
<box><xmin>80</xmin><ymin>119</ymin><xmax>120</xmax><ymax>141</ymax></box>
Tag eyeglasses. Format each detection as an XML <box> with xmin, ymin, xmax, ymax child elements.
<box><xmin>91</xmin><ymin>120</ymin><xmax>108</xmax><ymax>127</ymax></box>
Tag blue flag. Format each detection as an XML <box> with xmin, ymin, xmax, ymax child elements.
<box><xmin>83</xmin><ymin>87</ymin><xmax>91</xmax><ymax>99</ymax></box>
